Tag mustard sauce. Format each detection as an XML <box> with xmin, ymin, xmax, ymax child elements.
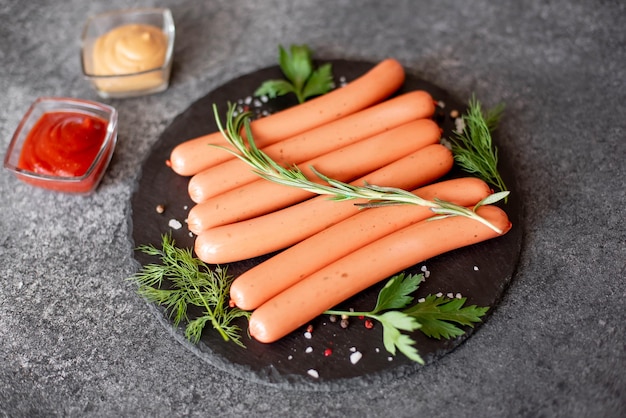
<box><xmin>91</xmin><ymin>23</ymin><xmax>168</xmax><ymax>92</ymax></box>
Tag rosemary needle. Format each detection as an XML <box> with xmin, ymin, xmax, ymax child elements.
<box><xmin>212</xmin><ymin>103</ymin><xmax>509</xmax><ymax>234</ymax></box>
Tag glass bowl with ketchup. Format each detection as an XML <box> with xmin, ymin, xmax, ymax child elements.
<box><xmin>80</xmin><ymin>8</ymin><xmax>175</xmax><ymax>98</ymax></box>
<box><xmin>3</xmin><ymin>97</ymin><xmax>118</xmax><ymax>194</ymax></box>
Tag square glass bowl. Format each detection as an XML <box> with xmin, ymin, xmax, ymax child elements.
<box><xmin>3</xmin><ymin>97</ymin><xmax>118</xmax><ymax>194</ymax></box>
<box><xmin>81</xmin><ymin>8</ymin><xmax>175</xmax><ymax>98</ymax></box>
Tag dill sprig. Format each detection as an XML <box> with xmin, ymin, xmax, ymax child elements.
<box><xmin>449</xmin><ymin>95</ymin><xmax>507</xmax><ymax>194</ymax></box>
<box><xmin>129</xmin><ymin>234</ymin><xmax>250</xmax><ymax>347</ymax></box>
<box><xmin>213</xmin><ymin>103</ymin><xmax>509</xmax><ymax>234</ymax></box>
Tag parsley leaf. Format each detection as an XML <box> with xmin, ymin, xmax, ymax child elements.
<box><xmin>372</xmin><ymin>272</ymin><xmax>423</xmax><ymax>313</ymax></box>
<box><xmin>379</xmin><ymin>311</ymin><xmax>423</xmax><ymax>363</ymax></box>
<box><xmin>403</xmin><ymin>295</ymin><xmax>489</xmax><ymax>340</ymax></box>
<box><xmin>301</xmin><ymin>62</ymin><xmax>334</xmax><ymax>101</ymax></box>
<box><xmin>380</xmin><ymin>313</ymin><xmax>423</xmax><ymax>363</ymax></box>
<box><xmin>279</xmin><ymin>44</ymin><xmax>312</xmax><ymax>91</ymax></box>
<box><xmin>255</xmin><ymin>44</ymin><xmax>334</xmax><ymax>103</ymax></box>
<box><xmin>325</xmin><ymin>272</ymin><xmax>489</xmax><ymax>364</ymax></box>
<box><xmin>254</xmin><ymin>79</ymin><xmax>296</xmax><ymax>99</ymax></box>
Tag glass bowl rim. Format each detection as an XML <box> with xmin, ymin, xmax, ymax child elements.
<box><xmin>3</xmin><ymin>96</ymin><xmax>119</xmax><ymax>183</ymax></box>
<box><xmin>80</xmin><ymin>7</ymin><xmax>176</xmax><ymax>78</ymax></box>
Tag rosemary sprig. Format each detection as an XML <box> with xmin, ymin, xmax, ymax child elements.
<box><xmin>211</xmin><ymin>103</ymin><xmax>509</xmax><ymax>234</ymax></box>
<box><xmin>129</xmin><ymin>234</ymin><xmax>250</xmax><ymax>348</ymax></box>
<box><xmin>449</xmin><ymin>96</ymin><xmax>507</xmax><ymax>194</ymax></box>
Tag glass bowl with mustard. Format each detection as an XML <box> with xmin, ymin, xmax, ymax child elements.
<box><xmin>80</xmin><ymin>8</ymin><xmax>175</xmax><ymax>98</ymax></box>
<box><xmin>3</xmin><ymin>97</ymin><xmax>118</xmax><ymax>194</ymax></box>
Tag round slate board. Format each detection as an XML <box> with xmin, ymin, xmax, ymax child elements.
<box><xmin>129</xmin><ymin>60</ymin><xmax>523</xmax><ymax>390</ymax></box>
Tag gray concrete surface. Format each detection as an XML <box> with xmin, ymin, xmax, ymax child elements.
<box><xmin>1</xmin><ymin>0</ymin><xmax>624</xmax><ymax>417</ymax></box>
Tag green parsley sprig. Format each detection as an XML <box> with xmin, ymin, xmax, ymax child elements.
<box><xmin>211</xmin><ymin>102</ymin><xmax>510</xmax><ymax>234</ymax></box>
<box><xmin>254</xmin><ymin>44</ymin><xmax>334</xmax><ymax>104</ymax></box>
<box><xmin>325</xmin><ymin>273</ymin><xmax>489</xmax><ymax>364</ymax></box>
<box><xmin>129</xmin><ymin>234</ymin><xmax>250</xmax><ymax>347</ymax></box>
<box><xmin>449</xmin><ymin>96</ymin><xmax>507</xmax><ymax>194</ymax></box>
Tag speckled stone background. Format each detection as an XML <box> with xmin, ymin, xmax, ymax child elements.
<box><xmin>1</xmin><ymin>0</ymin><xmax>624</xmax><ymax>417</ymax></box>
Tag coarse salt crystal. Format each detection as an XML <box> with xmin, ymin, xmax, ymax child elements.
<box><xmin>350</xmin><ymin>351</ymin><xmax>363</xmax><ymax>365</ymax></box>
<box><xmin>418</xmin><ymin>298</ymin><xmax>426</xmax><ymax>303</ymax></box>
<box><xmin>456</xmin><ymin>293</ymin><xmax>463</xmax><ymax>299</ymax></box>
<box><xmin>436</xmin><ymin>292</ymin><xmax>443</xmax><ymax>298</ymax></box>
<box><xmin>440</xmin><ymin>137</ymin><xmax>452</xmax><ymax>150</ymax></box>
<box><xmin>307</xmin><ymin>369</ymin><xmax>319</xmax><ymax>378</ymax></box>
<box><xmin>474</xmin><ymin>266</ymin><xmax>479</xmax><ymax>271</ymax></box>
<box><xmin>454</xmin><ymin>117</ymin><xmax>465</xmax><ymax>133</ymax></box>
<box><xmin>305</xmin><ymin>346</ymin><xmax>313</xmax><ymax>354</ymax></box>
<box><xmin>349</xmin><ymin>346</ymin><xmax>357</xmax><ymax>352</ymax></box>
<box><xmin>287</xmin><ymin>355</ymin><xmax>293</xmax><ymax>360</ymax></box>
<box><xmin>303</xmin><ymin>331</ymin><xmax>312</xmax><ymax>339</ymax></box>
<box><xmin>447</xmin><ymin>293</ymin><xmax>454</xmax><ymax>299</ymax></box>
<box><xmin>168</xmin><ymin>219</ymin><xmax>182</xmax><ymax>230</ymax></box>
<box><xmin>420</xmin><ymin>266</ymin><xmax>427</xmax><ymax>272</ymax></box>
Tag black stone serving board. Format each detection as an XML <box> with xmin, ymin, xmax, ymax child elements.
<box><xmin>129</xmin><ymin>60</ymin><xmax>523</xmax><ymax>391</ymax></box>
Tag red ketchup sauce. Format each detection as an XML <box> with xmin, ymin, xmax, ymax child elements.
<box><xmin>18</xmin><ymin>111</ymin><xmax>108</xmax><ymax>177</ymax></box>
